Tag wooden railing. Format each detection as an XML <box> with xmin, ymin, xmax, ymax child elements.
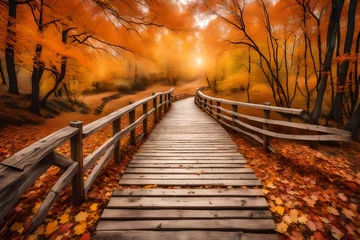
<box><xmin>195</xmin><ymin>88</ymin><xmax>351</xmax><ymax>152</ymax></box>
<box><xmin>172</xmin><ymin>92</ymin><xmax>193</xmax><ymax>101</ymax></box>
<box><xmin>0</xmin><ymin>88</ymin><xmax>174</xmax><ymax>234</ymax></box>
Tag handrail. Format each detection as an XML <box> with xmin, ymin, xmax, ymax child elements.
<box><xmin>195</xmin><ymin>88</ymin><xmax>351</xmax><ymax>152</ymax></box>
<box><xmin>0</xmin><ymin>87</ymin><xmax>174</xmax><ymax>235</ymax></box>
<box><xmin>172</xmin><ymin>92</ymin><xmax>193</xmax><ymax>101</ymax></box>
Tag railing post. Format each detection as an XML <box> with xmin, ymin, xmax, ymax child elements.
<box><xmin>70</xmin><ymin>121</ymin><xmax>85</xmax><ymax>205</ymax></box>
<box><xmin>216</xmin><ymin>101</ymin><xmax>221</xmax><ymax>122</ymax></box>
<box><xmin>113</xmin><ymin>118</ymin><xmax>121</xmax><ymax>163</ymax></box>
<box><xmin>159</xmin><ymin>94</ymin><xmax>163</xmax><ymax>120</ymax></box>
<box><xmin>168</xmin><ymin>92</ymin><xmax>171</xmax><ymax>109</ymax></box>
<box><xmin>209</xmin><ymin>100</ymin><xmax>213</xmax><ymax>116</ymax></box>
<box><xmin>143</xmin><ymin>101</ymin><xmax>148</xmax><ymax>136</ymax></box>
<box><xmin>164</xmin><ymin>95</ymin><xmax>168</xmax><ymax>113</ymax></box>
<box><xmin>263</xmin><ymin>102</ymin><xmax>271</xmax><ymax>152</ymax></box>
<box><xmin>232</xmin><ymin>104</ymin><xmax>238</xmax><ymax>133</ymax></box>
<box><xmin>152</xmin><ymin>93</ymin><xmax>158</xmax><ymax>124</ymax></box>
<box><xmin>129</xmin><ymin>101</ymin><xmax>136</xmax><ymax>145</ymax></box>
<box><xmin>203</xmin><ymin>98</ymin><xmax>207</xmax><ymax>112</ymax></box>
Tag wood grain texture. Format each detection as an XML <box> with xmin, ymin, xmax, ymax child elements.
<box><xmin>0</xmin><ymin>126</ymin><xmax>78</xmax><ymax>171</ymax></box>
<box><xmin>94</xmin><ymin>231</ymin><xmax>279</xmax><ymax>240</ymax></box>
<box><xmin>96</xmin><ymin>97</ymin><xmax>276</xmax><ymax>238</ymax></box>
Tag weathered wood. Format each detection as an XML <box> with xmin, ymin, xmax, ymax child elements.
<box><xmin>143</xmin><ymin>101</ymin><xmax>149</xmax><ymax>136</ymax></box>
<box><xmin>152</xmin><ymin>93</ymin><xmax>158</xmax><ymax>124</ymax></box>
<box><xmin>113</xmin><ymin>117</ymin><xmax>121</xmax><ymax>163</ymax></box>
<box><xmin>197</xmin><ymin>89</ymin><xmax>305</xmax><ymax>116</ymax></box>
<box><xmin>122</xmin><ymin>174</ymin><xmax>257</xmax><ymax>180</ymax></box>
<box><xmin>0</xmin><ymin>126</ymin><xmax>78</xmax><ymax>171</ymax></box>
<box><xmin>112</xmin><ymin>188</ymin><xmax>264</xmax><ymax>197</ymax></box>
<box><xmin>130</xmin><ymin>160</ymin><xmax>246</xmax><ymax>164</ymax></box>
<box><xmin>84</xmin><ymin>145</ymin><xmax>115</xmax><ymax>194</ymax></box>
<box><xmin>96</xmin><ymin>219</ymin><xmax>275</xmax><ymax>231</ymax></box>
<box><xmin>108</xmin><ymin>197</ymin><xmax>267</xmax><ymax>209</ymax></box>
<box><xmin>0</xmin><ymin>162</ymin><xmax>51</xmax><ymax>222</ymax></box>
<box><xmin>94</xmin><ymin>231</ymin><xmax>279</xmax><ymax>240</ymax></box>
<box><xmin>127</xmin><ymin>163</ymin><xmax>246</xmax><ymax>168</ymax></box>
<box><xmin>159</xmin><ymin>95</ymin><xmax>163</xmax><ymax>120</ymax></box>
<box><xmin>25</xmin><ymin>162</ymin><xmax>78</xmax><ymax>234</ymax></box>
<box><xmin>263</xmin><ymin>102</ymin><xmax>271</xmax><ymax>152</ymax></box>
<box><xmin>83</xmin><ymin>88</ymin><xmax>174</xmax><ymax>137</ymax></box>
<box><xmin>46</xmin><ymin>151</ymin><xmax>74</xmax><ymax>169</ymax></box>
<box><xmin>129</xmin><ymin>101</ymin><xmax>136</xmax><ymax>145</ymax></box>
<box><xmin>118</xmin><ymin>179</ymin><xmax>261</xmax><ymax>186</ymax></box>
<box><xmin>216</xmin><ymin>105</ymin><xmax>351</xmax><ymax>137</ymax></box>
<box><xmin>125</xmin><ymin>168</ymin><xmax>253</xmax><ymax>174</ymax></box>
<box><xmin>70</xmin><ymin>121</ymin><xmax>85</xmax><ymax>205</ymax></box>
<box><xmin>101</xmin><ymin>209</ymin><xmax>273</xmax><ymax>220</ymax></box>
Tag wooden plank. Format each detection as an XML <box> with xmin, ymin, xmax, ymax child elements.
<box><xmin>133</xmin><ymin>156</ymin><xmax>245</xmax><ymax>160</ymax></box>
<box><xmin>108</xmin><ymin>197</ymin><xmax>268</xmax><ymax>209</ymax></box>
<box><xmin>84</xmin><ymin>145</ymin><xmax>115</xmax><ymax>194</ymax></box>
<box><xmin>112</xmin><ymin>189</ymin><xmax>264</xmax><ymax>197</ymax></box>
<box><xmin>0</xmin><ymin>126</ymin><xmax>78</xmax><ymax>171</ymax></box>
<box><xmin>122</xmin><ymin>174</ymin><xmax>257</xmax><ymax>179</ymax></box>
<box><xmin>125</xmin><ymin>168</ymin><xmax>253</xmax><ymax>174</ymax></box>
<box><xmin>127</xmin><ymin>164</ymin><xmax>246</xmax><ymax>168</ymax></box>
<box><xmin>101</xmin><ymin>209</ymin><xmax>273</xmax><ymax>220</ymax></box>
<box><xmin>137</xmin><ymin>150</ymin><xmax>238</xmax><ymax>153</ymax></box>
<box><xmin>94</xmin><ymin>231</ymin><xmax>279</xmax><ymax>240</ymax></box>
<box><xmin>96</xmin><ymin>219</ymin><xmax>275</xmax><ymax>231</ymax></box>
<box><xmin>0</xmin><ymin>161</ymin><xmax>51</xmax><ymax>222</ymax></box>
<box><xmin>134</xmin><ymin>153</ymin><xmax>244</xmax><ymax>157</ymax></box>
<box><xmin>119</xmin><ymin>179</ymin><xmax>261</xmax><ymax>186</ymax></box>
<box><xmin>130</xmin><ymin>160</ymin><xmax>247</xmax><ymax>164</ymax></box>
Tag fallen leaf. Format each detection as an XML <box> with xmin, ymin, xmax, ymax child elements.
<box><xmin>298</xmin><ymin>214</ymin><xmax>307</xmax><ymax>224</ymax></box>
<box><xmin>289</xmin><ymin>209</ymin><xmax>299</xmax><ymax>223</ymax></box>
<box><xmin>276</xmin><ymin>222</ymin><xmax>288</xmax><ymax>233</ymax></box>
<box><xmin>283</xmin><ymin>215</ymin><xmax>292</xmax><ymax>224</ymax></box>
<box><xmin>45</xmin><ymin>220</ymin><xmax>58</xmax><ymax>235</ymax></box>
<box><xmin>10</xmin><ymin>222</ymin><xmax>23</xmax><ymax>232</ymax></box>
<box><xmin>274</xmin><ymin>206</ymin><xmax>284</xmax><ymax>216</ymax></box>
<box><xmin>319</xmin><ymin>217</ymin><xmax>330</xmax><ymax>224</ymax></box>
<box><xmin>75</xmin><ymin>212</ymin><xmax>88</xmax><ymax>222</ymax></box>
<box><xmin>90</xmin><ymin>203</ymin><xmax>98</xmax><ymax>212</ymax></box>
<box><xmin>342</xmin><ymin>208</ymin><xmax>355</xmax><ymax>220</ymax></box>
<box><xmin>74</xmin><ymin>222</ymin><xmax>87</xmax><ymax>235</ymax></box>
<box><xmin>80</xmin><ymin>232</ymin><xmax>91</xmax><ymax>240</ymax></box>
<box><xmin>275</xmin><ymin>197</ymin><xmax>283</xmax><ymax>205</ymax></box>
<box><xmin>314</xmin><ymin>231</ymin><xmax>324</xmax><ymax>240</ymax></box>
<box><xmin>331</xmin><ymin>226</ymin><xmax>343</xmax><ymax>240</ymax></box>
<box><xmin>32</xmin><ymin>202</ymin><xmax>42</xmax><ymax>213</ymax></box>
<box><xmin>327</xmin><ymin>206</ymin><xmax>339</xmax><ymax>216</ymax></box>
<box><xmin>59</xmin><ymin>213</ymin><xmax>69</xmax><ymax>224</ymax></box>
<box><xmin>338</xmin><ymin>193</ymin><xmax>347</xmax><ymax>201</ymax></box>
<box><xmin>266</xmin><ymin>183</ymin><xmax>276</xmax><ymax>189</ymax></box>
<box><xmin>307</xmin><ymin>220</ymin><xmax>317</xmax><ymax>231</ymax></box>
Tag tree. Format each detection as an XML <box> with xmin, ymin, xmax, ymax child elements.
<box><xmin>331</xmin><ymin>0</ymin><xmax>358</xmax><ymax>123</ymax></box>
<box><xmin>309</xmin><ymin>0</ymin><xmax>344</xmax><ymax>122</ymax></box>
<box><xmin>0</xmin><ymin>59</ymin><xmax>6</xmax><ymax>84</ymax></box>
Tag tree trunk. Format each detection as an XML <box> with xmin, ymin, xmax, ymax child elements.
<box><xmin>42</xmin><ymin>28</ymin><xmax>69</xmax><ymax>105</ymax></box>
<box><xmin>345</xmin><ymin>105</ymin><xmax>360</xmax><ymax>141</ymax></box>
<box><xmin>6</xmin><ymin>0</ymin><xmax>18</xmax><ymax>94</ymax></box>
<box><xmin>310</xmin><ymin>0</ymin><xmax>344</xmax><ymax>123</ymax></box>
<box><xmin>332</xmin><ymin>0</ymin><xmax>358</xmax><ymax>123</ymax></box>
<box><xmin>205</xmin><ymin>72</ymin><xmax>211</xmax><ymax>88</ymax></box>
<box><xmin>247</xmin><ymin>46</ymin><xmax>251</xmax><ymax>103</ymax></box>
<box><xmin>29</xmin><ymin>44</ymin><xmax>44</xmax><ymax>115</ymax></box>
<box><xmin>0</xmin><ymin>60</ymin><xmax>6</xmax><ymax>85</ymax></box>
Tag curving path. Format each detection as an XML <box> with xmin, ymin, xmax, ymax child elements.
<box><xmin>95</xmin><ymin>97</ymin><xmax>278</xmax><ymax>240</ymax></box>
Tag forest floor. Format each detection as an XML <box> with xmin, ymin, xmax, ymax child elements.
<box><xmin>0</xmin><ymin>87</ymin><xmax>359</xmax><ymax>239</ymax></box>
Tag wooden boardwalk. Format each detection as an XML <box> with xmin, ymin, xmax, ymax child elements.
<box><xmin>95</xmin><ymin>98</ymin><xmax>278</xmax><ymax>240</ymax></box>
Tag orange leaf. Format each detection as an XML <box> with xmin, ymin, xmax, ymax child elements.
<box><xmin>80</xmin><ymin>232</ymin><xmax>91</xmax><ymax>240</ymax></box>
<box><xmin>327</xmin><ymin>206</ymin><xmax>339</xmax><ymax>216</ymax></box>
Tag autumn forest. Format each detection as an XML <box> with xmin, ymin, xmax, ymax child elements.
<box><xmin>0</xmin><ymin>0</ymin><xmax>360</xmax><ymax>239</ymax></box>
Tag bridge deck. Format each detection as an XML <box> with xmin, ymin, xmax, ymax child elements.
<box><xmin>95</xmin><ymin>98</ymin><xmax>278</xmax><ymax>239</ymax></box>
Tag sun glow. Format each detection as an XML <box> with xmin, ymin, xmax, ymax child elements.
<box><xmin>196</xmin><ymin>57</ymin><xmax>203</xmax><ymax>66</ymax></box>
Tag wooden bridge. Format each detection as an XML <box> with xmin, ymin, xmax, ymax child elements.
<box><xmin>0</xmin><ymin>87</ymin><xmax>351</xmax><ymax>238</ymax></box>
<box><xmin>95</xmin><ymin>97</ymin><xmax>277</xmax><ymax>239</ymax></box>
